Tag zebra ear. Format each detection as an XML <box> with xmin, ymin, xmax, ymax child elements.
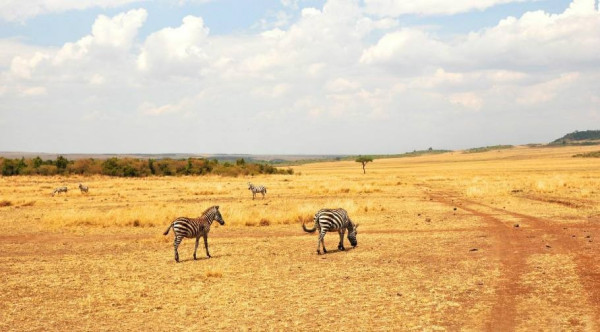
<box><xmin>215</xmin><ymin>205</ymin><xmax>220</xmax><ymax>210</ymax></box>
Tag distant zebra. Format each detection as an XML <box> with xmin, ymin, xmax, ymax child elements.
<box><xmin>52</xmin><ymin>187</ymin><xmax>68</xmax><ymax>196</ymax></box>
<box><xmin>302</xmin><ymin>208</ymin><xmax>358</xmax><ymax>255</ymax></box>
<box><xmin>248</xmin><ymin>182</ymin><xmax>267</xmax><ymax>199</ymax></box>
<box><xmin>78</xmin><ymin>183</ymin><xmax>89</xmax><ymax>194</ymax></box>
<box><xmin>163</xmin><ymin>206</ymin><xmax>225</xmax><ymax>262</ymax></box>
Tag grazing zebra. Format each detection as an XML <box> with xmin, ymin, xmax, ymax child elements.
<box><xmin>78</xmin><ymin>183</ymin><xmax>89</xmax><ymax>194</ymax></box>
<box><xmin>52</xmin><ymin>186</ymin><xmax>68</xmax><ymax>196</ymax></box>
<box><xmin>302</xmin><ymin>208</ymin><xmax>358</xmax><ymax>255</ymax></box>
<box><xmin>163</xmin><ymin>206</ymin><xmax>225</xmax><ymax>262</ymax></box>
<box><xmin>248</xmin><ymin>182</ymin><xmax>267</xmax><ymax>199</ymax></box>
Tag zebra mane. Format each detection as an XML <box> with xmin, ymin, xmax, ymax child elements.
<box><xmin>347</xmin><ymin>219</ymin><xmax>355</xmax><ymax>232</ymax></box>
<box><xmin>201</xmin><ymin>206</ymin><xmax>219</xmax><ymax>218</ymax></box>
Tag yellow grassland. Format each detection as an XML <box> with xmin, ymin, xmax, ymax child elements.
<box><xmin>1</xmin><ymin>145</ymin><xmax>599</xmax><ymax>330</ymax></box>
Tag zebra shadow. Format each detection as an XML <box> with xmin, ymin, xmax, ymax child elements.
<box><xmin>323</xmin><ymin>247</ymin><xmax>357</xmax><ymax>255</ymax></box>
<box><xmin>176</xmin><ymin>253</ymin><xmax>232</xmax><ymax>263</ymax></box>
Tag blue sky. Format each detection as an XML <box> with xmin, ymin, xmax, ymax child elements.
<box><xmin>0</xmin><ymin>0</ymin><xmax>598</xmax><ymax>154</ymax></box>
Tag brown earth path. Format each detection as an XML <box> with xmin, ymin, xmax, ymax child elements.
<box><xmin>427</xmin><ymin>188</ymin><xmax>600</xmax><ymax>331</ymax></box>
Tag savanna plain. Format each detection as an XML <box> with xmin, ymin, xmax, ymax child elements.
<box><xmin>1</xmin><ymin>145</ymin><xmax>600</xmax><ymax>331</ymax></box>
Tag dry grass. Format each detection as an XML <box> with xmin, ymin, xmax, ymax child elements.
<box><xmin>1</xmin><ymin>145</ymin><xmax>600</xmax><ymax>330</ymax></box>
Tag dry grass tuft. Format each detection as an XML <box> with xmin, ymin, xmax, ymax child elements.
<box><xmin>259</xmin><ymin>218</ymin><xmax>270</xmax><ymax>226</ymax></box>
<box><xmin>206</xmin><ymin>271</ymin><xmax>223</xmax><ymax>278</ymax></box>
<box><xmin>0</xmin><ymin>200</ymin><xmax>12</xmax><ymax>207</ymax></box>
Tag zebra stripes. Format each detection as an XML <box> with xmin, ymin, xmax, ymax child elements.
<box><xmin>248</xmin><ymin>182</ymin><xmax>267</xmax><ymax>199</ymax></box>
<box><xmin>163</xmin><ymin>206</ymin><xmax>225</xmax><ymax>262</ymax></box>
<box><xmin>302</xmin><ymin>208</ymin><xmax>358</xmax><ymax>255</ymax></box>
<box><xmin>52</xmin><ymin>187</ymin><xmax>68</xmax><ymax>196</ymax></box>
<box><xmin>78</xmin><ymin>183</ymin><xmax>89</xmax><ymax>193</ymax></box>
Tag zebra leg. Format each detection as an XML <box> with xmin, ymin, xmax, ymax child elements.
<box><xmin>193</xmin><ymin>237</ymin><xmax>200</xmax><ymax>260</ymax></box>
<box><xmin>317</xmin><ymin>231</ymin><xmax>327</xmax><ymax>254</ymax></box>
<box><xmin>203</xmin><ymin>234</ymin><xmax>211</xmax><ymax>258</ymax></box>
<box><xmin>338</xmin><ymin>230</ymin><xmax>346</xmax><ymax>251</ymax></box>
<box><xmin>174</xmin><ymin>236</ymin><xmax>183</xmax><ymax>262</ymax></box>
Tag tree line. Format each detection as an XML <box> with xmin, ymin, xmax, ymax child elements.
<box><xmin>0</xmin><ymin>156</ymin><xmax>293</xmax><ymax>177</ymax></box>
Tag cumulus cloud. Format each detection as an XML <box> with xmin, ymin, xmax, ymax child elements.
<box><xmin>0</xmin><ymin>0</ymin><xmax>143</xmax><ymax>22</ymax></box>
<box><xmin>137</xmin><ymin>15</ymin><xmax>210</xmax><ymax>76</ymax></box>
<box><xmin>363</xmin><ymin>0</ymin><xmax>600</xmax><ymax>72</ymax></box>
<box><xmin>364</xmin><ymin>0</ymin><xmax>534</xmax><ymax>16</ymax></box>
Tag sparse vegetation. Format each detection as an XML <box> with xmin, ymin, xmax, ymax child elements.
<box><xmin>573</xmin><ymin>151</ymin><xmax>600</xmax><ymax>158</ymax></box>
<box><xmin>549</xmin><ymin>130</ymin><xmax>600</xmax><ymax>146</ymax></box>
<box><xmin>0</xmin><ymin>156</ymin><xmax>293</xmax><ymax>177</ymax></box>
<box><xmin>464</xmin><ymin>145</ymin><xmax>514</xmax><ymax>153</ymax></box>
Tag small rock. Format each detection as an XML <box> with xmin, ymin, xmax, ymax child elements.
<box><xmin>397</xmin><ymin>293</ymin><xmax>403</xmax><ymax>297</ymax></box>
<box><xmin>425</xmin><ymin>218</ymin><xmax>431</xmax><ymax>222</ymax></box>
<box><xmin>585</xmin><ymin>235</ymin><xmax>591</xmax><ymax>239</ymax></box>
<box><xmin>514</xmin><ymin>224</ymin><xmax>520</xmax><ymax>228</ymax></box>
<box><xmin>545</xmin><ymin>244</ymin><xmax>552</xmax><ymax>249</ymax></box>
<box><xmin>453</xmin><ymin>207</ymin><xmax>457</xmax><ymax>211</ymax></box>
<box><xmin>469</xmin><ymin>248</ymin><xmax>478</xmax><ymax>252</ymax></box>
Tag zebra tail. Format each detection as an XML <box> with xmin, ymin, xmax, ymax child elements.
<box><xmin>302</xmin><ymin>219</ymin><xmax>317</xmax><ymax>233</ymax></box>
<box><xmin>163</xmin><ymin>223</ymin><xmax>173</xmax><ymax>236</ymax></box>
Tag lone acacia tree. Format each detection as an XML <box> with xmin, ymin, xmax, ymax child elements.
<box><xmin>355</xmin><ymin>155</ymin><xmax>373</xmax><ymax>174</ymax></box>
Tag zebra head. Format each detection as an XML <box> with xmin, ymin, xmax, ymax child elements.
<box><xmin>213</xmin><ymin>206</ymin><xmax>225</xmax><ymax>225</ymax></box>
<box><xmin>347</xmin><ymin>221</ymin><xmax>358</xmax><ymax>247</ymax></box>
<box><xmin>247</xmin><ymin>182</ymin><xmax>253</xmax><ymax>190</ymax></box>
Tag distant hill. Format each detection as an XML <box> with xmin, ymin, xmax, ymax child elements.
<box><xmin>549</xmin><ymin>130</ymin><xmax>600</xmax><ymax>146</ymax></box>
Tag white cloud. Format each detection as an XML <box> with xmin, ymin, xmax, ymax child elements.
<box><xmin>137</xmin><ymin>15</ymin><xmax>209</xmax><ymax>75</ymax></box>
<box><xmin>0</xmin><ymin>0</ymin><xmax>144</xmax><ymax>22</ymax></box>
<box><xmin>55</xmin><ymin>8</ymin><xmax>147</xmax><ymax>64</ymax></box>
<box><xmin>449</xmin><ymin>92</ymin><xmax>483</xmax><ymax>110</ymax></box>
<box><xmin>363</xmin><ymin>1</ymin><xmax>600</xmax><ymax>71</ymax></box>
<box><xmin>517</xmin><ymin>72</ymin><xmax>580</xmax><ymax>105</ymax></box>
<box><xmin>364</xmin><ymin>0</ymin><xmax>533</xmax><ymax>16</ymax></box>
<box><xmin>360</xmin><ymin>29</ymin><xmax>447</xmax><ymax>69</ymax></box>
<box><xmin>10</xmin><ymin>52</ymin><xmax>48</xmax><ymax>79</ymax></box>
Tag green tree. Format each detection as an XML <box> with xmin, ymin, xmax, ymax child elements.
<box><xmin>148</xmin><ymin>159</ymin><xmax>156</xmax><ymax>175</ymax></box>
<box><xmin>355</xmin><ymin>155</ymin><xmax>373</xmax><ymax>174</ymax></box>
<box><xmin>32</xmin><ymin>156</ymin><xmax>43</xmax><ymax>168</ymax></box>
<box><xmin>55</xmin><ymin>155</ymin><xmax>69</xmax><ymax>171</ymax></box>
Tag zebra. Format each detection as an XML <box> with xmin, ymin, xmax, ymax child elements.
<box><xmin>52</xmin><ymin>186</ymin><xmax>68</xmax><ymax>196</ymax></box>
<box><xmin>248</xmin><ymin>182</ymin><xmax>267</xmax><ymax>199</ymax></box>
<box><xmin>78</xmin><ymin>183</ymin><xmax>89</xmax><ymax>194</ymax></box>
<box><xmin>163</xmin><ymin>206</ymin><xmax>225</xmax><ymax>262</ymax></box>
<box><xmin>302</xmin><ymin>208</ymin><xmax>358</xmax><ymax>255</ymax></box>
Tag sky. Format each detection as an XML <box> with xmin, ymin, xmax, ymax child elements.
<box><xmin>0</xmin><ymin>0</ymin><xmax>598</xmax><ymax>155</ymax></box>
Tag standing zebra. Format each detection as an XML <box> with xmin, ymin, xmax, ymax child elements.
<box><xmin>302</xmin><ymin>208</ymin><xmax>358</xmax><ymax>255</ymax></box>
<box><xmin>163</xmin><ymin>206</ymin><xmax>225</xmax><ymax>262</ymax></box>
<box><xmin>52</xmin><ymin>186</ymin><xmax>68</xmax><ymax>196</ymax></box>
<box><xmin>78</xmin><ymin>183</ymin><xmax>89</xmax><ymax>194</ymax></box>
<box><xmin>248</xmin><ymin>182</ymin><xmax>267</xmax><ymax>199</ymax></box>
